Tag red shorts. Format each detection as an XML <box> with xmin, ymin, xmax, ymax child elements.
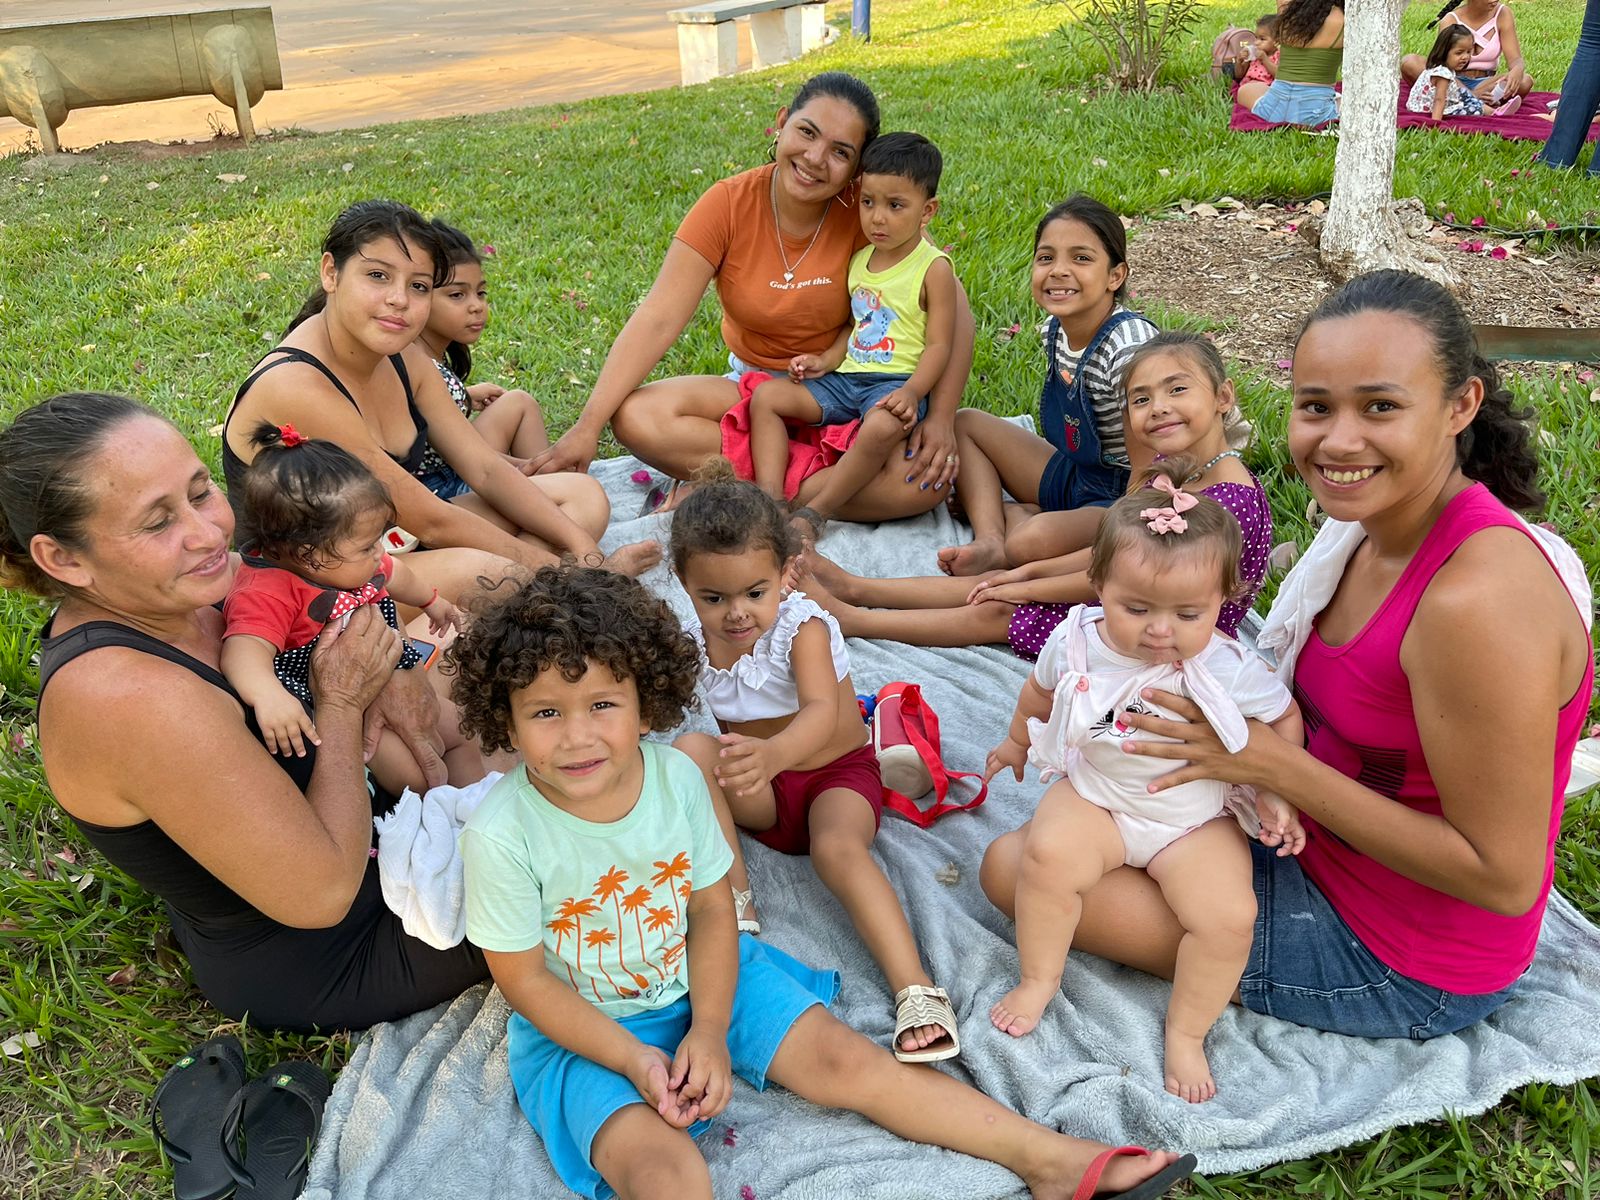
<box><xmin>752</xmin><ymin>743</ymin><xmax>884</xmax><ymax>856</ymax></box>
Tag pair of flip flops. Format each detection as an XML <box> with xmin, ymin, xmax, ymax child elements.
<box><xmin>149</xmin><ymin>1035</ymin><xmax>330</xmax><ymax>1200</ymax></box>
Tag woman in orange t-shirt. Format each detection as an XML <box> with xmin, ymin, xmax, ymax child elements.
<box><xmin>528</xmin><ymin>73</ymin><xmax>970</xmax><ymax>519</ymax></box>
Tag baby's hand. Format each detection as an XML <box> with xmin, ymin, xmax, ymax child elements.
<box><xmin>875</xmin><ymin>388</ymin><xmax>920</xmax><ymax>430</ymax></box>
<box><xmin>256</xmin><ymin>689</ymin><xmax>321</xmax><ymax>758</ymax></box>
<box><xmin>715</xmin><ymin>733</ymin><xmax>777</xmax><ymax>797</ymax></box>
<box><xmin>1255</xmin><ymin>790</ymin><xmax>1306</xmax><ymax>856</ymax></box>
<box><xmin>423</xmin><ymin>595</ymin><xmax>463</xmax><ymax>637</ymax></box>
<box><xmin>788</xmin><ymin>354</ymin><xmax>825</xmax><ymax>383</ymax></box>
<box><xmin>984</xmin><ymin>735</ymin><xmax>1029</xmax><ymax>784</ymax></box>
<box><xmin>670</xmin><ymin>1024</ymin><xmax>733</xmax><ymax>1123</ymax></box>
<box><xmin>465</xmin><ymin>382</ymin><xmax>504</xmax><ymax>410</ymax></box>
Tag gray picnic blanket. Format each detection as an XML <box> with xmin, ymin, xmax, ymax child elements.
<box><xmin>302</xmin><ymin>450</ymin><xmax>1600</xmax><ymax>1199</ymax></box>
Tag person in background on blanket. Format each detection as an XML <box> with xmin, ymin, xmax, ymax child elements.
<box><xmin>1236</xmin><ymin>0</ymin><xmax>1343</xmax><ymax>129</ymax></box>
<box><xmin>669</xmin><ymin>461</ymin><xmax>960</xmax><ymax>1064</ymax></box>
<box><xmin>1401</xmin><ymin>0</ymin><xmax>1534</xmax><ymax>107</ymax></box>
<box><xmin>222</xmin><ymin>200</ymin><xmax>658</xmax><ymax>602</ymax></box>
<box><xmin>935</xmin><ymin>195</ymin><xmax>1158</xmax><ymax>578</ymax></box>
<box><xmin>220</xmin><ymin>422</ymin><xmax>484</xmax><ymax>797</ymax></box>
<box><xmin>982</xmin><ymin>459</ymin><xmax>1305</xmax><ymax>1103</ymax></box>
<box><xmin>798</xmin><ymin>333</ymin><xmax>1268</xmax><ymax>661</ymax></box>
<box><xmin>748</xmin><ymin>132</ymin><xmax>957</xmax><ymax>536</ymax></box>
<box><xmin>412</xmin><ymin>218</ymin><xmax>566</xmax><ymax>499</ymax></box>
<box><xmin>452</xmin><ymin>564</ymin><xmax>1196</xmax><ymax>1200</ymax></box>
<box><xmin>526</xmin><ymin>73</ymin><xmax>972</xmax><ymax>521</ymax></box>
<box><xmin>1232</xmin><ymin>14</ymin><xmax>1281</xmax><ymax>92</ymax></box>
<box><xmin>1406</xmin><ymin>26</ymin><xmax>1489</xmax><ymax>119</ymax></box>
<box><xmin>982</xmin><ymin>269</ymin><xmax>1595</xmax><ymax>1042</ymax></box>
<box><xmin>1</xmin><ymin>393</ymin><xmax>489</xmax><ymax>1031</ymax></box>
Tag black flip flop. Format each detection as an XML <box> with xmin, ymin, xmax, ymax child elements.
<box><xmin>149</xmin><ymin>1034</ymin><xmax>247</xmax><ymax>1200</ymax></box>
<box><xmin>219</xmin><ymin>1061</ymin><xmax>331</xmax><ymax>1200</ymax></box>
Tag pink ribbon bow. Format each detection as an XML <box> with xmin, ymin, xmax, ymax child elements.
<box><xmin>1140</xmin><ymin>476</ymin><xmax>1197</xmax><ymax>535</ymax></box>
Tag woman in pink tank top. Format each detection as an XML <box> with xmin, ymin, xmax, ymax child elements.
<box><xmin>980</xmin><ymin>271</ymin><xmax>1593</xmax><ymax>1040</ymax></box>
<box><xmin>1401</xmin><ymin>0</ymin><xmax>1534</xmax><ymax>104</ymax></box>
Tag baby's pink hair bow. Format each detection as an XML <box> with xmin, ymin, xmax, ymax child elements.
<box><xmin>1140</xmin><ymin>476</ymin><xmax>1198</xmax><ymax>535</ymax></box>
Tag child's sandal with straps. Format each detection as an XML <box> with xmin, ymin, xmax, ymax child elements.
<box><xmin>892</xmin><ymin>984</ymin><xmax>960</xmax><ymax>1063</ymax></box>
<box><xmin>732</xmin><ymin>887</ymin><xmax>761</xmax><ymax>935</ymax></box>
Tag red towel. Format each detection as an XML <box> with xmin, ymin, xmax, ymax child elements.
<box><xmin>1230</xmin><ymin>84</ymin><xmax>1588</xmax><ymax>144</ymax></box>
<box><xmin>720</xmin><ymin>371</ymin><xmax>860</xmax><ymax>502</ymax></box>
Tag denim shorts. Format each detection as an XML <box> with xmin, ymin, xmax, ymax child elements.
<box><xmin>418</xmin><ymin>466</ymin><xmax>472</xmax><ymax>502</ymax></box>
<box><xmin>1240</xmin><ymin>842</ymin><xmax>1520</xmax><ymax>1039</ymax></box>
<box><xmin>724</xmin><ymin>351</ymin><xmax>763</xmax><ymax>382</ymax></box>
<box><xmin>801</xmin><ymin>371</ymin><xmax>924</xmax><ymax>426</ymax></box>
<box><xmin>1037</xmin><ymin>452</ymin><xmax>1126</xmax><ymax>513</ymax></box>
<box><xmin>1250</xmin><ymin>80</ymin><xmax>1341</xmax><ymax>127</ymax></box>
<box><xmin>507</xmin><ymin>934</ymin><xmax>838</xmax><ymax>1200</ymax></box>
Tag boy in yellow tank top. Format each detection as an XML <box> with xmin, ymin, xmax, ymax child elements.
<box><xmin>749</xmin><ymin>132</ymin><xmax>958</xmax><ymax>521</ymax></box>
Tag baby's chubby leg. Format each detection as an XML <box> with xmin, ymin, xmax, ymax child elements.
<box><xmin>992</xmin><ymin>781</ymin><xmax>1125</xmax><ymax>1037</ymax></box>
<box><xmin>1143</xmin><ymin>817</ymin><xmax>1256</xmax><ymax>1104</ymax></box>
<box><xmin>590</xmin><ymin>1103</ymin><xmax>711</xmax><ymax>1200</ymax></box>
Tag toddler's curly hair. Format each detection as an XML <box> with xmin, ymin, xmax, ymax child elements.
<box><xmin>446</xmin><ymin>565</ymin><xmax>700</xmax><ymax>754</ymax></box>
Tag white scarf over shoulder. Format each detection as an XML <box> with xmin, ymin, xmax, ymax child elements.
<box><xmin>1258</xmin><ymin>511</ymin><xmax>1593</xmax><ymax>687</ymax></box>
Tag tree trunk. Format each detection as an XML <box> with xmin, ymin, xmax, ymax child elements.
<box><xmin>1318</xmin><ymin>0</ymin><xmax>1456</xmax><ymax>285</ymax></box>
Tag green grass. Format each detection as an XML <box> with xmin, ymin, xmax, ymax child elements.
<box><xmin>1</xmin><ymin>0</ymin><xmax>1597</xmax><ymax>1195</ymax></box>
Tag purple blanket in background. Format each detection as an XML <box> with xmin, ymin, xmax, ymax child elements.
<box><xmin>1231</xmin><ymin>83</ymin><xmax>1595</xmax><ymax>143</ymax></box>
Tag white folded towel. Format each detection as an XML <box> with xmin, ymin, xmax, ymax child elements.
<box><xmin>374</xmin><ymin>772</ymin><xmax>503</xmax><ymax>950</ymax></box>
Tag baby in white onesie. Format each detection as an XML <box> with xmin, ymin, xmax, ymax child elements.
<box><xmin>984</xmin><ymin>459</ymin><xmax>1305</xmax><ymax>1105</ymax></box>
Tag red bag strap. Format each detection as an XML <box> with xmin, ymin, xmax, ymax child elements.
<box><xmin>876</xmin><ymin>683</ymin><xmax>988</xmax><ymax>829</ymax></box>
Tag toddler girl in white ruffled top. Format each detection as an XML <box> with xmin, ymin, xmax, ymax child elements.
<box><xmin>671</xmin><ymin>461</ymin><xmax>961</xmax><ymax>1065</ymax></box>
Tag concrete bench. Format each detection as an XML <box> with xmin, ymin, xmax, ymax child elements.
<box><xmin>0</xmin><ymin>5</ymin><xmax>281</xmax><ymax>153</ymax></box>
<box><xmin>668</xmin><ymin>0</ymin><xmax>828</xmax><ymax>86</ymax></box>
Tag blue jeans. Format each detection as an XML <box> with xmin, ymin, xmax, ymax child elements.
<box><xmin>1541</xmin><ymin>0</ymin><xmax>1600</xmax><ymax>172</ymax></box>
<box><xmin>1239</xmin><ymin>843</ymin><xmax>1521</xmax><ymax>1039</ymax></box>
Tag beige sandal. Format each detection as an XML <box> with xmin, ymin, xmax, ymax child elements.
<box><xmin>892</xmin><ymin>984</ymin><xmax>960</xmax><ymax>1063</ymax></box>
<box><xmin>732</xmin><ymin>887</ymin><xmax>761</xmax><ymax>936</ymax></box>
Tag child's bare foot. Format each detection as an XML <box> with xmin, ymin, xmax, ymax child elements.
<box><xmin>937</xmin><ymin>536</ymin><xmax>1005</xmax><ymax>577</ymax></box>
<box><xmin>603</xmin><ymin>539</ymin><xmax>663</xmax><ymax>577</ymax></box>
<box><xmin>1023</xmin><ymin>1145</ymin><xmax>1193</xmax><ymax>1200</ymax></box>
<box><xmin>989</xmin><ymin>979</ymin><xmax>1057</xmax><ymax>1037</ymax></box>
<box><xmin>1163</xmin><ymin>1028</ymin><xmax>1217</xmax><ymax>1104</ymax></box>
<box><xmin>798</xmin><ymin>551</ymin><xmax>857</xmax><ymax>602</ymax></box>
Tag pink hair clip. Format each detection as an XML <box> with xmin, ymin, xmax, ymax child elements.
<box><xmin>1140</xmin><ymin>475</ymin><xmax>1197</xmax><ymax>535</ymax></box>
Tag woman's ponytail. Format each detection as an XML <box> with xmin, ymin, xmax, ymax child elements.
<box><xmin>1426</xmin><ymin>0</ymin><xmax>1463</xmax><ymax>30</ymax></box>
<box><xmin>1456</xmin><ymin>354</ymin><xmax>1545</xmax><ymax>512</ymax></box>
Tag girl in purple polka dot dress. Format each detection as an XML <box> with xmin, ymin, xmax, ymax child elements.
<box><xmin>798</xmin><ymin>332</ymin><xmax>1272</xmax><ymax>656</ymax></box>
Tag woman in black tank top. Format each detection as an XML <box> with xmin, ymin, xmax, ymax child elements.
<box><xmin>223</xmin><ymin>200</ymin><xmax>659</xmax><ymax>599</ymax></box>
<box><xmin>0</xmin><ymin>393</ymin><xmax>487</xmax><ymax>1031</ymax></box>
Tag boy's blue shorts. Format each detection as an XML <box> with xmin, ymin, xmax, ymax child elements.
<box><xmin>507</xmin><ymin>934</ymin><xmax>839</xmax><ymax>1200</ymax></box>
<box><xmin>802</xmin><ymin>371</ymin><xmax>925</xmax><ymax>426</ymax></box>
<box><xmin>1240</xmin><ymin>841</ymin><xmax>1519</xmax><ymax>1038</ymax></box>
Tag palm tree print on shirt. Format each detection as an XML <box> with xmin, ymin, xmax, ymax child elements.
<box><xmin>545</xmin><ymin>856</ymin><xmax>693</xmax><ymax>1002</ymax></box>
<box><xmin>651</xmin><ymin>853</ymin><xmax>691</xmax><ymax>920</ymax></box>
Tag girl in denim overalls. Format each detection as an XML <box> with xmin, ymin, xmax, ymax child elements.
<box><xmin>936</xmin><ymin>194</ymin><xmax>1157</xmax><ymax>579</ymax></box>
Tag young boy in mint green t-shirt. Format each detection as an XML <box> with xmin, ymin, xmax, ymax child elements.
<box><xmin>451</xmin><ymin>564</ymin><xmax>1193</xmax><ymax>1200</ymax></box>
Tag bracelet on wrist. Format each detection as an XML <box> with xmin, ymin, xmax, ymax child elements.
<box><xmin>421</xmin><ymin>588</ymin><xmax>440</xmax><ymax>609</ymax></box>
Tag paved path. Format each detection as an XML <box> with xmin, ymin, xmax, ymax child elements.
<box><xmin>0</xmin><ymin>1</ymin><xmax>744</xmax><ymax>154</ymax></box>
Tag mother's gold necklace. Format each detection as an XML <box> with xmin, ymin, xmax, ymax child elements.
<box><xmin>769</xmin><ymin>168</ymin><xmax>827</xmax><ymax>283</ymax></box>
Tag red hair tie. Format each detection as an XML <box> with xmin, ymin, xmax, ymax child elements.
<box><xmin>278</xmin><ymin>423</ymin><xmax>305</xmax><ymax>448</ymax></box>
